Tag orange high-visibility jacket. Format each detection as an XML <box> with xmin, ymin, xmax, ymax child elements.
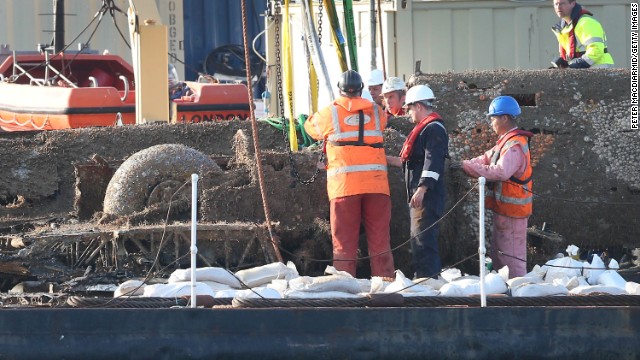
<box><xmin>486</xmin><ymin>131</ymin><xmax>533</xmax><ymax>218</ymax></box>
<box><xmin>304</xmin><ymin>96</ymin><xmax>389</xmax><ymax>200</ymax></box>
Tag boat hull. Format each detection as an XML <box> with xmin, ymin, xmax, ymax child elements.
<box><xmin>0</xmin><ymin>53</ymin><xmax>251</xmax><ymax>132</ymax></box>
<box><xmin>0</xmin><ymin>306</ymin><xmax>637</xmax><ymax>359</ymax></box>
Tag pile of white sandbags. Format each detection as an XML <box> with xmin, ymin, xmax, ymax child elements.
<box><xmin>113</xmin><ymin>244</ymin><xmax>639</xmax><ymax>301</ymax></box>
<box><xmin>509</xmin><ymin>245</ymin><xmax>639</xmax><ymax>296</ymax></box>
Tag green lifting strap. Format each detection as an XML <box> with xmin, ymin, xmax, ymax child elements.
<box><xmin>258</xmin><ymin>116</ymin><xmax>316</xmax><ymax>148</ymax></box>
<box><xmin>298</xmin><ymin>114</ymin><xmax>316</xmax><ymax>147</ymax></box>
<box><xmin>343</xmin><ymin>0</ymin><xmax>358</xmax><ymax>71</ymax></box>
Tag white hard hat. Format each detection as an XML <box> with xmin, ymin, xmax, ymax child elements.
<box><xmin>405</xmin><ymin>84</ymin><xmax>435</xmax><ymax>105</ymax></box>
<box><xmin>366</xmin><ymin>69</ymin><xmax>384</xmax><ymax>86</ymax></box>
<box><xmin>361</xmin><ymin>88</ymin><xmax>374</xmax><ymax>102</ymax></box>
<box><xmin>381</xmin><ymin>77</ymin><xmax>406</xmax><ymax>95</ymax></box>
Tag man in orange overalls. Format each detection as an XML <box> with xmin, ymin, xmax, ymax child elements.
<box><xmin>304</xmin><ymin>70</ymin><xmax>395</xmax><ymax>277</ymax></box>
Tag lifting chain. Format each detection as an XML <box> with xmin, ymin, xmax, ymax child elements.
<box><xmin>274</xmin><ymin>1</ymin><xmax>285</xmax><ymax>121</ymax></box>
<box><xmin>273</xmin><ymin>0</ymin><xmax>323</xmax><ymax>185</ymax></box>
<box><xmin>317</xmin><ymin>0</ymin><xmax>324</xmax><ymax>45</ymax></box>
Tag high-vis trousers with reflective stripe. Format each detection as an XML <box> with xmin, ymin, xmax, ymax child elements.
<box><xmin>330</xmin><ymin>193</ymin><xmax>395</xmax><ymax>277</ymax></box>
<box><xmin>491</xmin><ymin>213</ymin><xmax>528</xmax><ymax>278</ymax></box>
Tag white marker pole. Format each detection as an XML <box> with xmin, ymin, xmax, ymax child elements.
<box><xmin>190</xmin><ymin>174</ymin><xmax>199</xmax><ymax>308</ymax></box>
<box><xmin>479</xmin><ymin>177</ymin><xmax>487</xmax><ymax>308</ymax></box>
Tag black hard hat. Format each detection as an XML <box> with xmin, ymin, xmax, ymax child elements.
<box><xmin>337</xmin><ymin>70</ymin><xmax>364</xmax><ymax>95</ymax></box>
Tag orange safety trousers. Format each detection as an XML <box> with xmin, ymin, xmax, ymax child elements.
<box><xmin>330</xmin><ymin>193</ymin><xmax>395</xmax><ymax>277</ymax></box>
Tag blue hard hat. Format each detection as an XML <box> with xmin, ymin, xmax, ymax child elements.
<box><xmin>487</xmin><ymin>96</ymin><xmax>521</xmax><ymax>117</ymax></box>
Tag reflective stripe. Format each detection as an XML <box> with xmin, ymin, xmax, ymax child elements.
<box><xmin>373</xmin><ymin>104</ymin><xmax>381</xmax><ymax>129</ymax></box>
<box><xmin>427</xmin><ymin>121</ymin><xmax>446</xmax><ymax>132</ymax></box>
<box><xmin>504</xmin><ymin>139</ymin><xmax>529</xmax><ymax>154</ymax></box>
<box><xmin>582</xmin><ymin>54</ymin><xmax>596</xmax><ymax>66</ymax></box>
<box><xmin>330</xmin><ymin>105</ymin><xmax>340</xmax><ymax>131</ymax></box>
<box><xmin>582</xmin><ymin>37</ymin><xmax>604</xmax><ymax>46</ymax></box>
<box><xmin>488</xmin><ymin>183</ymin><xmax>533</xmax><ymax>205</ymax></box>
<box><xmin>421</xmin><ymin>170</ymin><xmax>440</xmax><ymax>181</ymax></box>
<box><xmin>328</xmin><ymin>130</ymin><xmax>384</xmax><ymax>141</ymax></box>
<box><xmin>327</xmin><ymin>164</ymin><xmax>387</xmax><ymax>177</ymax></box>
<box><xmin>592</xmin><ymin>63</ymin><xmax>615</xmax><ymax>68</ymax></box>
<box><xmin>330</xmin><ymin>103</ymin><xmax>382</xmax><ymax>139</ymax></box>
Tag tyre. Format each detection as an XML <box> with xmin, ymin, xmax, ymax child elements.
<box><xmin>103</xmin><ymin>144</ymin><xmax>221</xmax><ymax>216</ymax></box>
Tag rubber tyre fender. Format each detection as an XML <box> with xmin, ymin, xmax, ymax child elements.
<box><xmin>103</xmin><ymin>144</ymin><xmax>221</xmax><ymax>216</ymax></box>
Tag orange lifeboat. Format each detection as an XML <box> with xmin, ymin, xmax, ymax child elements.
<box><xmin>0</xmin><ymin>52</ymin><xmax>250</xmax><ymax>132</ymax></box>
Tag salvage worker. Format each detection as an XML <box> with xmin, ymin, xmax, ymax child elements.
<box><xmin>366</xmin><ymin>69</ymin><xmax>385</xmax><ymax>108</ymax></box>
<box><xmin>386</xmin><ymin>85</ymin><xmax>448</xmax><ymax>279</ymax></box>
<box><xmin>381</xmin><ymin>77</ymin><xmax>407</xmax><ymax>118</ymax></box>
<box><xmin>460</xmin><ymin>96</ymin><xmax>533</xmax><ymax>278</ymax></box>
<box><xmin>304</xmin><ymin>70</ymin><xmax>395</xmax><ymax>277</ymax></box>
<box><xmin>550</xmin><ymin>0</ymin><xmax>614</xmax><ymax>69</ymax></box>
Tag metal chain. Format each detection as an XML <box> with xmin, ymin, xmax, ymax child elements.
<box><xmin>317</xmin><ymin>0</ymin><xmax>323</xmax><ymax>45</ymax></box>
<box><xmin>274</xmin><ymin>1</ymin><xmax>285</xmax><ymax>120</ymax></box>
<box><xmin>273</xmin><ymin>0</ymin><xmax>322</xmax><ymax>185</ymax></box>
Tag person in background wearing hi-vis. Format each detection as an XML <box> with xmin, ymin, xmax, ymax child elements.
<box><xmin>304</xmin><ymin>70</ymin><xmax>395</xmax><ymax>278</ymax></box>
<box><xmin>460</xmin><ymin>96</ymin><xmax>533</xmax><ymax>278</ymax></box>
<box><xmin>387</xmin><ymin>85</ymin><xmax>448</xmax><ymax>279</ymax></box>
<box><xmin>551</xmin><ymin>0</ymin><xmax>614</xmax><ymax>69</ymax></box>
<box><xmin>381</xmin><ymin>77</ymin><xmax>407</xmax><ymax>119</ymax></box>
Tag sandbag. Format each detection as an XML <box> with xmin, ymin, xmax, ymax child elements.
<box><xmin>597</xmin><ymin>270</ymin><xmax>627</xmax><ymax>290</ymax></box>
<box><xmin>414</xmin><ymin>277</ymin><xmax>447</xmax><ymax>291</ymax></box>
<box><xmin>586</xmin><ymin>254</ymin><xmax>606</xmax><ymax>285</ymax></box>
<box><xmin>289</xmin><ymin>275</ymin><xmax>362</xmax><ymax>294</ymax></box>
<box><xmin>512</xmin><ymin>283</ymin><xmax>569</xmax><ymax>297</ymax></box>
<box><xmin>439</xmin><ymin>273</ymin><xmax>507</xmax><ymax>297</ymax></box>
<box><xmin>284</xmin><ymin>290</ymin><xmax>363</xmax><ymax>299</ymax></box>
<box><xmin>235</xmin><ymin>261</ymin><xmax>299</xmax><ymax>288</ymax></box>
<box><xmin>383</xmin><ymin>270</ymin><xmax>438</xmax><ymax>296</ymax></box>
<box><xmin>142</xmin><ymin>282</ymin><xmax>215</xmax><ymax>298</ymax></box>
<box><xmin>543</xmin><ymin>257</ymin><xmax>583</xmax><ymax>283</ymax></box>
<box><xmin>168</xmin><ymin>267</ymin><xmax>242</xmax><ymax>288</ymax></box>
<box><xmin>114</xmin><ymin>279</ymin><xmax>145</xmax><ymax>298</ymax></box>
<box><xmin>233</xmin><ymin>287</ymin><xmax>282</xmax><ymax>299</ymax></box>
<box><xmin>626</xmin><ymin>282</ymin><xmax>640</xmax><ymax>295</ymax></box>
<box><xmin>569</xmin><ymin>285</ymin><xmax>627</xmax><ymax>295</ymax></box>
<box><xmin>551</xmin><ymin>276</ymin><xmax>583</xmax><ymax>290</ymax></box>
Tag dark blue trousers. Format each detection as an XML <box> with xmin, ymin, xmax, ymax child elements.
<box><xmin>409</xmin><ymin>189</ymin><xmax>445</xmax><ymax>278</ymax></box>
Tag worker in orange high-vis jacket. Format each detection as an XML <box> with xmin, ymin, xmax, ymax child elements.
<box><xmin>304</xmin><ymin>70</ymin><xmax>395</xmax><ymax>277</ymax></box>
<box><xmin>461</xmin><ymin>96</ymin><xmax>533</xmax><ymax>278</ymax></box>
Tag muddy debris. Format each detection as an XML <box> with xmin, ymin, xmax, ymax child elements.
<box><xmin>0</xmin><ymin>69</ymin><xmax>639</xmax><ymax>300</ymax></box>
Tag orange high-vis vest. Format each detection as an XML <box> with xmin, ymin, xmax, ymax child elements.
<box><xmin>304</xmin><ymin>96</ymin><xmax>389</xmax><ymax>200</ymax></box>
<box><xmin>486</xmin><ymin>131</ymin><xmax>533</xmax><ymax>218</ymax></box>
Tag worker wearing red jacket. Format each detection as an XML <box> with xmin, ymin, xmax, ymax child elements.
<box><xmin>304</xmin><ymin>70</ymin><xmax>395</xmax><ymax>277</ymax></box>
<box><xmin>461</xmin><ymin>96</ymin><xmax>533</xmax><ymax>278</ymax></box>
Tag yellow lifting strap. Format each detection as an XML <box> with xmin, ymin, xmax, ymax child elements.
<box><xmin>283</xmin><ymin>0</ymin><xmax>298</xmax><ymax>151</ymax></box>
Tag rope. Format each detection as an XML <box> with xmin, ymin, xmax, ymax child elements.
<box><xmin>272</xmin><ymin>181</ymin><xmax>479</xmax><ymax>266</ymax></box>
<box><xmin>241</xmin><ymin>0</ymin><xmax>283</xmax><ymax>263</ymax></box>
<box><xmin>67</xmin><ymin>296</ymin><xmax>188</xmax><ymax>308</ymax></box>
<box><xmin>0</xmin><ymin>114</ymin><xmax>48</xmax><ymax>130</ymax></box>
<box><xmin>232</xmin><ymin>297</ymin><xmax>370</xmax><ymax>308</ymax></box>
<box><xmin>404</xmin><ymin>294</ymin><xmax>640</xmax><ymax>307</ymax></box>
<box><xmin>231</xmin><ymin>294</ymin><xmax>640</xmax><ymax>309</ymax></box>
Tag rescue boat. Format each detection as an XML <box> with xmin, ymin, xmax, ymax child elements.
<box><xmin>0</xmin><ymin>52</ymin><xmax>251</xmax><ymax>132</ymax></box>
